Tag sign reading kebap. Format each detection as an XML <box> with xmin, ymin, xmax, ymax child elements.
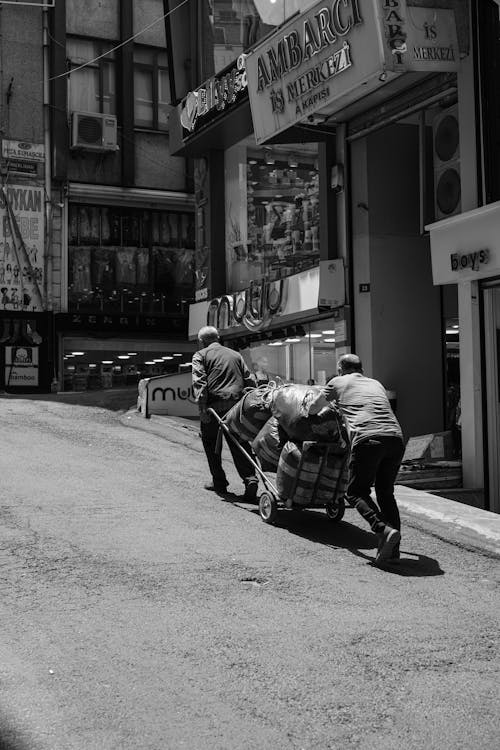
<box><xmin>245</xmin><ymin>0</ymin><xmax>459</xmax><ymax>144</ymax></box>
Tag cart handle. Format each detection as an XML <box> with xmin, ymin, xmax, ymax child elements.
<box><xmin>207</xmin><ymin>408</ymin><xmax>279</xmax><ymax>497</ymax></box>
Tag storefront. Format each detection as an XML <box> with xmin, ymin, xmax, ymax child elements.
<box><xmin>188</xmin><ymin>262</ymin><xmax>347</xmax><ymax>386</ymax></box>
<box><xmin>56</xmin><ymin>185</ymin><xmax>196</xmax><ymax>391</ymax></box>
<box><xmin>428</xmin><ymin>201</ymin><xmax>500</xmax><ymax>513</ymax></box>
<box><xmin>0</xmin><ymin>168</ymin><xmax>54</xmax><ymax>392</ymax></box>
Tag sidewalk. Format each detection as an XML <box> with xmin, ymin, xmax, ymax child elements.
<box><xmin>122</xmin><ymin>409</ymin><xmax>500</xmax><ymax>559</ymax></box>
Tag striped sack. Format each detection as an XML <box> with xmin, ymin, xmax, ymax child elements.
<box><xmin>252</xmin><ymin>417</ymin><xmax>287</xmax><ymax>472</ymax></box>
<box><xmin>276</xmin><ymin>441</ymin><xmax>349</xmax><ymax>506</ymax></box>
<box><xmin>223</xmin><ymin>385</ymin><xmax>274</xmax><ymax>442</ymax></box>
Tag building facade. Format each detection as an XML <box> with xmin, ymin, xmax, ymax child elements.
<box><xmin>427</xmin><ymin>0</ymin><xmax>500</xmax><ymax>512</ymax></box>
<box><xmin>0</xmin><ymin>0</ymin><xmax>196</xmax><ymax>394</ymax></box>
<box><xmin>167</xmin><ymin>0</ymin><xmax>477</xmax><ymax>495</ymax></box>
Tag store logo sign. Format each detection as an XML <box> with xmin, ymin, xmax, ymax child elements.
<box><xmin>450</xmin><ymin>249</ymin><xmax>490</xmax><ymax>272</ymax></box>
<box><xmin>151</xmin><ymin>385</ymin><xmax>196</xmax><ymax>403</ymax></box>
<box><xmin>253</xmin><ymin>0</ymin><xmax>361</xmax><ymax>120</ymax></box>
<box><xmin>180</xmin><ymin>54</ymin><xmax>247</xmax><ymax>133</ymax></box>
<box><xmin>207</xmin><ymin>279</ymin><xmax>286</xmax><ymax>332</ymax></box>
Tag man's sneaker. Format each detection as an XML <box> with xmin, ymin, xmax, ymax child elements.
<box><xmin>243</xmin><ymin>479</ymin><xmax>259</xmax><ymax>503</ymax></box>
<box><xmin>204</xmin><ymin>482</ymin><xmax>228</xmax><ymax>494</ymax></box>
<box><xmin>375</xmin><ymin>527</ymin><xmax>401</xmax><ymax>565</ymax></box>
<box><xmin>389</xmin><ymin>542</ymin><xmax>401</xmax><ymax>562</ymax></box>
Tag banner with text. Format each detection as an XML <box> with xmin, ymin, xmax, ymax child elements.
<box><xmin>0</xmin><ymin>183</ymin><xmax>45</xmax><ymax>311</ymax></box>
<box><xmin>245</xmin><ymin>0</ymin><xmax>459</xmax><ymax>144</ymax></box>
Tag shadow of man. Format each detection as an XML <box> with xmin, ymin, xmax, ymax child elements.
<box><xmin>233</xmin><ymin>503</ymin><xmax>444</xmax><ymax>578</ymax></box>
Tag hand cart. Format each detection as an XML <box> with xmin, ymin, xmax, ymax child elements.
<box><xmin>208</xmin><ymin>408</ymin><xmax>349</xmax><ymax>525</ymax></box>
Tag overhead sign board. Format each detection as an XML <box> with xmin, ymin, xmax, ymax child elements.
<box><xmin>428</xmin><ymin>202</ymin><xmax>500</xmax><ymax>285</ymax></box>
<box><xmin>245</xmin><ymin>0</ymin><xmax>459</xmax><ymax>144</ymax></box>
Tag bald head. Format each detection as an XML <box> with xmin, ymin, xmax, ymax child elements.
<box><xmin>198</xmin><ymin>326</ymin><xmax>220</xmax><ymax>346</ymax></box>
<box><xmin>338</xmin><ymin>353</ymin><xmax>363</xmax><ymax>375</ymax></box>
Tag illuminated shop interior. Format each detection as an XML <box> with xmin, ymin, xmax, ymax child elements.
<box><xmin>62</xmin><ymin>341</ymin><xmax>192</xmax><ymax>391</ymax></box>
<box><xmin>226</xmin><ymin>138</ymin><xmax>320</xmax><ymax>292</ymax></box>
<box><xmin>234</xmin><ymin>317</ymin><xmax>340</xmax><ymax>386</ymax></box>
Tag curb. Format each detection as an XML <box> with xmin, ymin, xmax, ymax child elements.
<box><xmin>121</xmin><ymin>410</ymin><xmax>500</xmax><ymax>559</ymax></box>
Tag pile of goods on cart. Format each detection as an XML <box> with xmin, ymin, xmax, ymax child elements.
<box><xmin>221</xmin><ymin>382</ymin><xmax>351</xmax><ymax>524</ymax></box>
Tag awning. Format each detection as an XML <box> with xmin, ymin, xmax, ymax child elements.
<box><xmin>68</xmin><ymin>183</ymin><xmax>195</xmax><ymax>210</ymax></box>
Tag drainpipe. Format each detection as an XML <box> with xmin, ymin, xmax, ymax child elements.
<box><xmin>42</xmin><ymin>6</ymin><xmax>52</xmax><ymax>311</ymax></box>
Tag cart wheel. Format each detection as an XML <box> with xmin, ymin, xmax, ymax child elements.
<box><xmin>259</xmin><ymin>492</ymin><xmax>278</xmax><ymax>524</ymax></box>
<box><xmin>325</xmin><ymin>497</ymin><xmax>345</xmax><ymax>523</ymax></box>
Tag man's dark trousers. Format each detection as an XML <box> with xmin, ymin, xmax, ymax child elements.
<box><xmin>346</xmin><ymin>436</ymin><xmax>405</xmax><ymax>533</ymax></box>
<box><xmin>201</xmin><ymin>399</ymin><xmax>256</xmax><ymax>489</ymax></box>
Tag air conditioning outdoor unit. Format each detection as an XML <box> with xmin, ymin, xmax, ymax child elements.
<box><xmin>432</xmin><ymin>104</ymin><xmax>461</xmax><ymax>220</ymax></box>
<box><xmin>71</xmin><ymin>111</ymin><xmax>118</xmax><ymax>152</ymax></box>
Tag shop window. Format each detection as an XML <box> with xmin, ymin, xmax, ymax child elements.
<box><xmin>62</xmin><ymin>344</ymin><xmax>192</xmax><ymax>392</ymax></box>
<box><xmin>68</xmin><ymin>205</ymin><xmax>195</xmax><ymax>315</ymax></box>
<box><xmin>134</xmin><ymin>47</ymin><xmax>171</xmax><ymax>131</ymax></box>
<box><xmin>240</xmin><ymin>319</ymin><xmax>339</xmax><ymax>387</ymax></box>
<box><xmin>67</xmin><ymin>38</ymin><xmax>116</xmax><ymax>115</ymax></box>
<box><xmin>226</xmin><ymin>140</ymin><xmax>319</xmax><ymax>292</ymax></box>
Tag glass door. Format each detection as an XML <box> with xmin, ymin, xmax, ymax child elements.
<box><xmin>483</xmin><ymin>285</ymin><xmax>500</xmax><ymax>512</ymax></box>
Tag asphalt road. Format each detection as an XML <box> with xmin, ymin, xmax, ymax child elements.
<box><xmin>0</xmin><ymin>397</ymin><xmax>499</xmax><ymax>750</ymax></box>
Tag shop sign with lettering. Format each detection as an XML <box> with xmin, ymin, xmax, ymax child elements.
<box><xmin>5</xmin><ymin>344</ymin><xmax>39</xmax><ymax>387</ymax></box>
<box><xmin>180</xmin><ymin>54</ymin><xmax>248</xmax><ymax>135</ymax></box>
<box><xmin>207</xmin><ymin>278</ymin><xmax>286</xmax><ymax>333</ymax></box>
<box><xmin>55</xmin><ymin>312</ymin><xmax>186</xmax><ymax>334</ymax></box>
<box><xmin>450</xmin><ymin>250</ymin><xmax>490</xmax><ymax>273</ymax></box>
<box><xmin>245</xmin><ymin>0</ymin><xmax>459</xmax><ymax>144</ymax></box>
<box><xmin>2</xmin><ymin>139</ymin><xmax>45</xmax><ymax>163</ymax></box>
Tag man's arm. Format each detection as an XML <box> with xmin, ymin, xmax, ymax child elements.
<box><xmin>307</xmin><ymin>380</ymin><xmax>338</xmax><ymax>415</ymax></box>
<box><xmin>191</xmin><ymin>351</ymin><xmax>208</xmax><ymax>414</ymax></box>
<box><xmin>240</xmin><ymin>357</ymin><xmax>257</xmax><ymax>389</ymax></box>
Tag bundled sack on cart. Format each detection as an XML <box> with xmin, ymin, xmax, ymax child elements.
<box><xmin>276</xmin><ymin>441</ymin><xmax>350</xmax><ymax>506</ymax></box>
<box><xmin>271</xmin><ymin>383</ymin><xmax>348</xmax><ymax>445</ymax></box>
<box><xmin>252</xmin><ymin>416</ymin><xmax>288</xmax><ymax>472</ymax></box>
<box><xmin>223</xmin><ymin>384</ymin><xmax>275</xmax><ymax>442</ymax></box>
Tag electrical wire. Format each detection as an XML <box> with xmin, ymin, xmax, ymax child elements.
<box><xmin>48</xmin><ymin>0</ymin><xmax>190</xmax><ymax>82</ymax></box>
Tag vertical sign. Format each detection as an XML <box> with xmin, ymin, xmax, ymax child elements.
<box><xmin>0</xmin><ymin>184</ymin><xmax>45</xmax><ymax>311</ymax></box>
<box><xmin>194</xmin><ymin>157</ymin><xmax>210</xmax><ymax>301</ymax></box>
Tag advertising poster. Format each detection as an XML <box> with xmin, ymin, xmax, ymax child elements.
<box><xmin>5</xmin><ymin>343</ymin><xmax>39</xmax><ymax>387</ymax></box>
<box><xmin>0</xmin><ymin>183</ymin><xmax>45</xmax><ymax>311</ymax></box>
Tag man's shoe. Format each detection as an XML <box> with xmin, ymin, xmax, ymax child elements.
<box><xmin>375</xmin><ymin>527</ymin><xmax>401</xmax><ymax>565</ymax></box>
<box><xmin>243</xmin><ymin>479</ymin><xmax>259</xmax><ymax>503</ymax></box>
<box><xmin>204</xmin><ymin>482</ymin><xmax>228</xmax><ymax>494</ymax></box>
<box><xmin>389</xmin><ymin>542</ymin><xmax>401</xmax><ymax>562</ymax></box>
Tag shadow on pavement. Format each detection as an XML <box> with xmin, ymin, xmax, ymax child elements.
<box><xmin>0</xmin><ymin>724</ymin><xmax>31</xmax><ymax>750</ymax></box>
<box><xmin>231</xmin><ymin>501</ymin><xmax>445</xmax><ymax>577</ymax></box>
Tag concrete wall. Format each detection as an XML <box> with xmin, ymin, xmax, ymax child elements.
<box><xmin>66</xmin><ymin>0</ymin><xmax>119</xmax><ymax>39</ymax></box>
<box><xmin>351</xmin><ymin>123</ymin><xmax>444</xmax><ymax>440</ymax></box>
<box><xmin>133</xmin><ymin>0</ymin><xmax>167</xmax><ymax>46</ymax></box>
<box><xmin>134</xmin><ymin>133</ymin><xmax>187</xmax><ymax>191</ymax></box>
<box><xmin>0</xmin><ymin>5</ymin><xmax>43</xmax><ymax>142</ymax></box>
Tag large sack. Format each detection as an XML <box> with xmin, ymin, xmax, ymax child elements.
<box><xmin>276</xmin><ymin>441</ymin><xmax>349</xmax><ymax>506</ymax></box>
<box><xmin>223</xmin><ymin>385</ymin><xmax>274</xmax><ymax>442</ymax></box>
<box><xmin>271</xmin><ymin>384</ymin><xmax>346</xmax><ymax>443</ymax></box>
<box><xmin>252</xmin><ymin>417</ymin><xmax>287</xmax><ymax>472</ymax></box>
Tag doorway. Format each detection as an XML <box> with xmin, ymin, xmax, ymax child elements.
<box><xmin>483</xmin><ymin>284</ymin><xmax>500</xmax><ymax>512</ymax></box>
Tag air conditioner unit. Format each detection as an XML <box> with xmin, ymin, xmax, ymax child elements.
<box><xmin>433</xmin><ymin>105</ymin><xmax>461</xmax><ymax>220</ymax></box>
<box><xmin>71</xmin><ymin>111</ymin><xmax>118</xmax><ymax>152</ymax></box>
